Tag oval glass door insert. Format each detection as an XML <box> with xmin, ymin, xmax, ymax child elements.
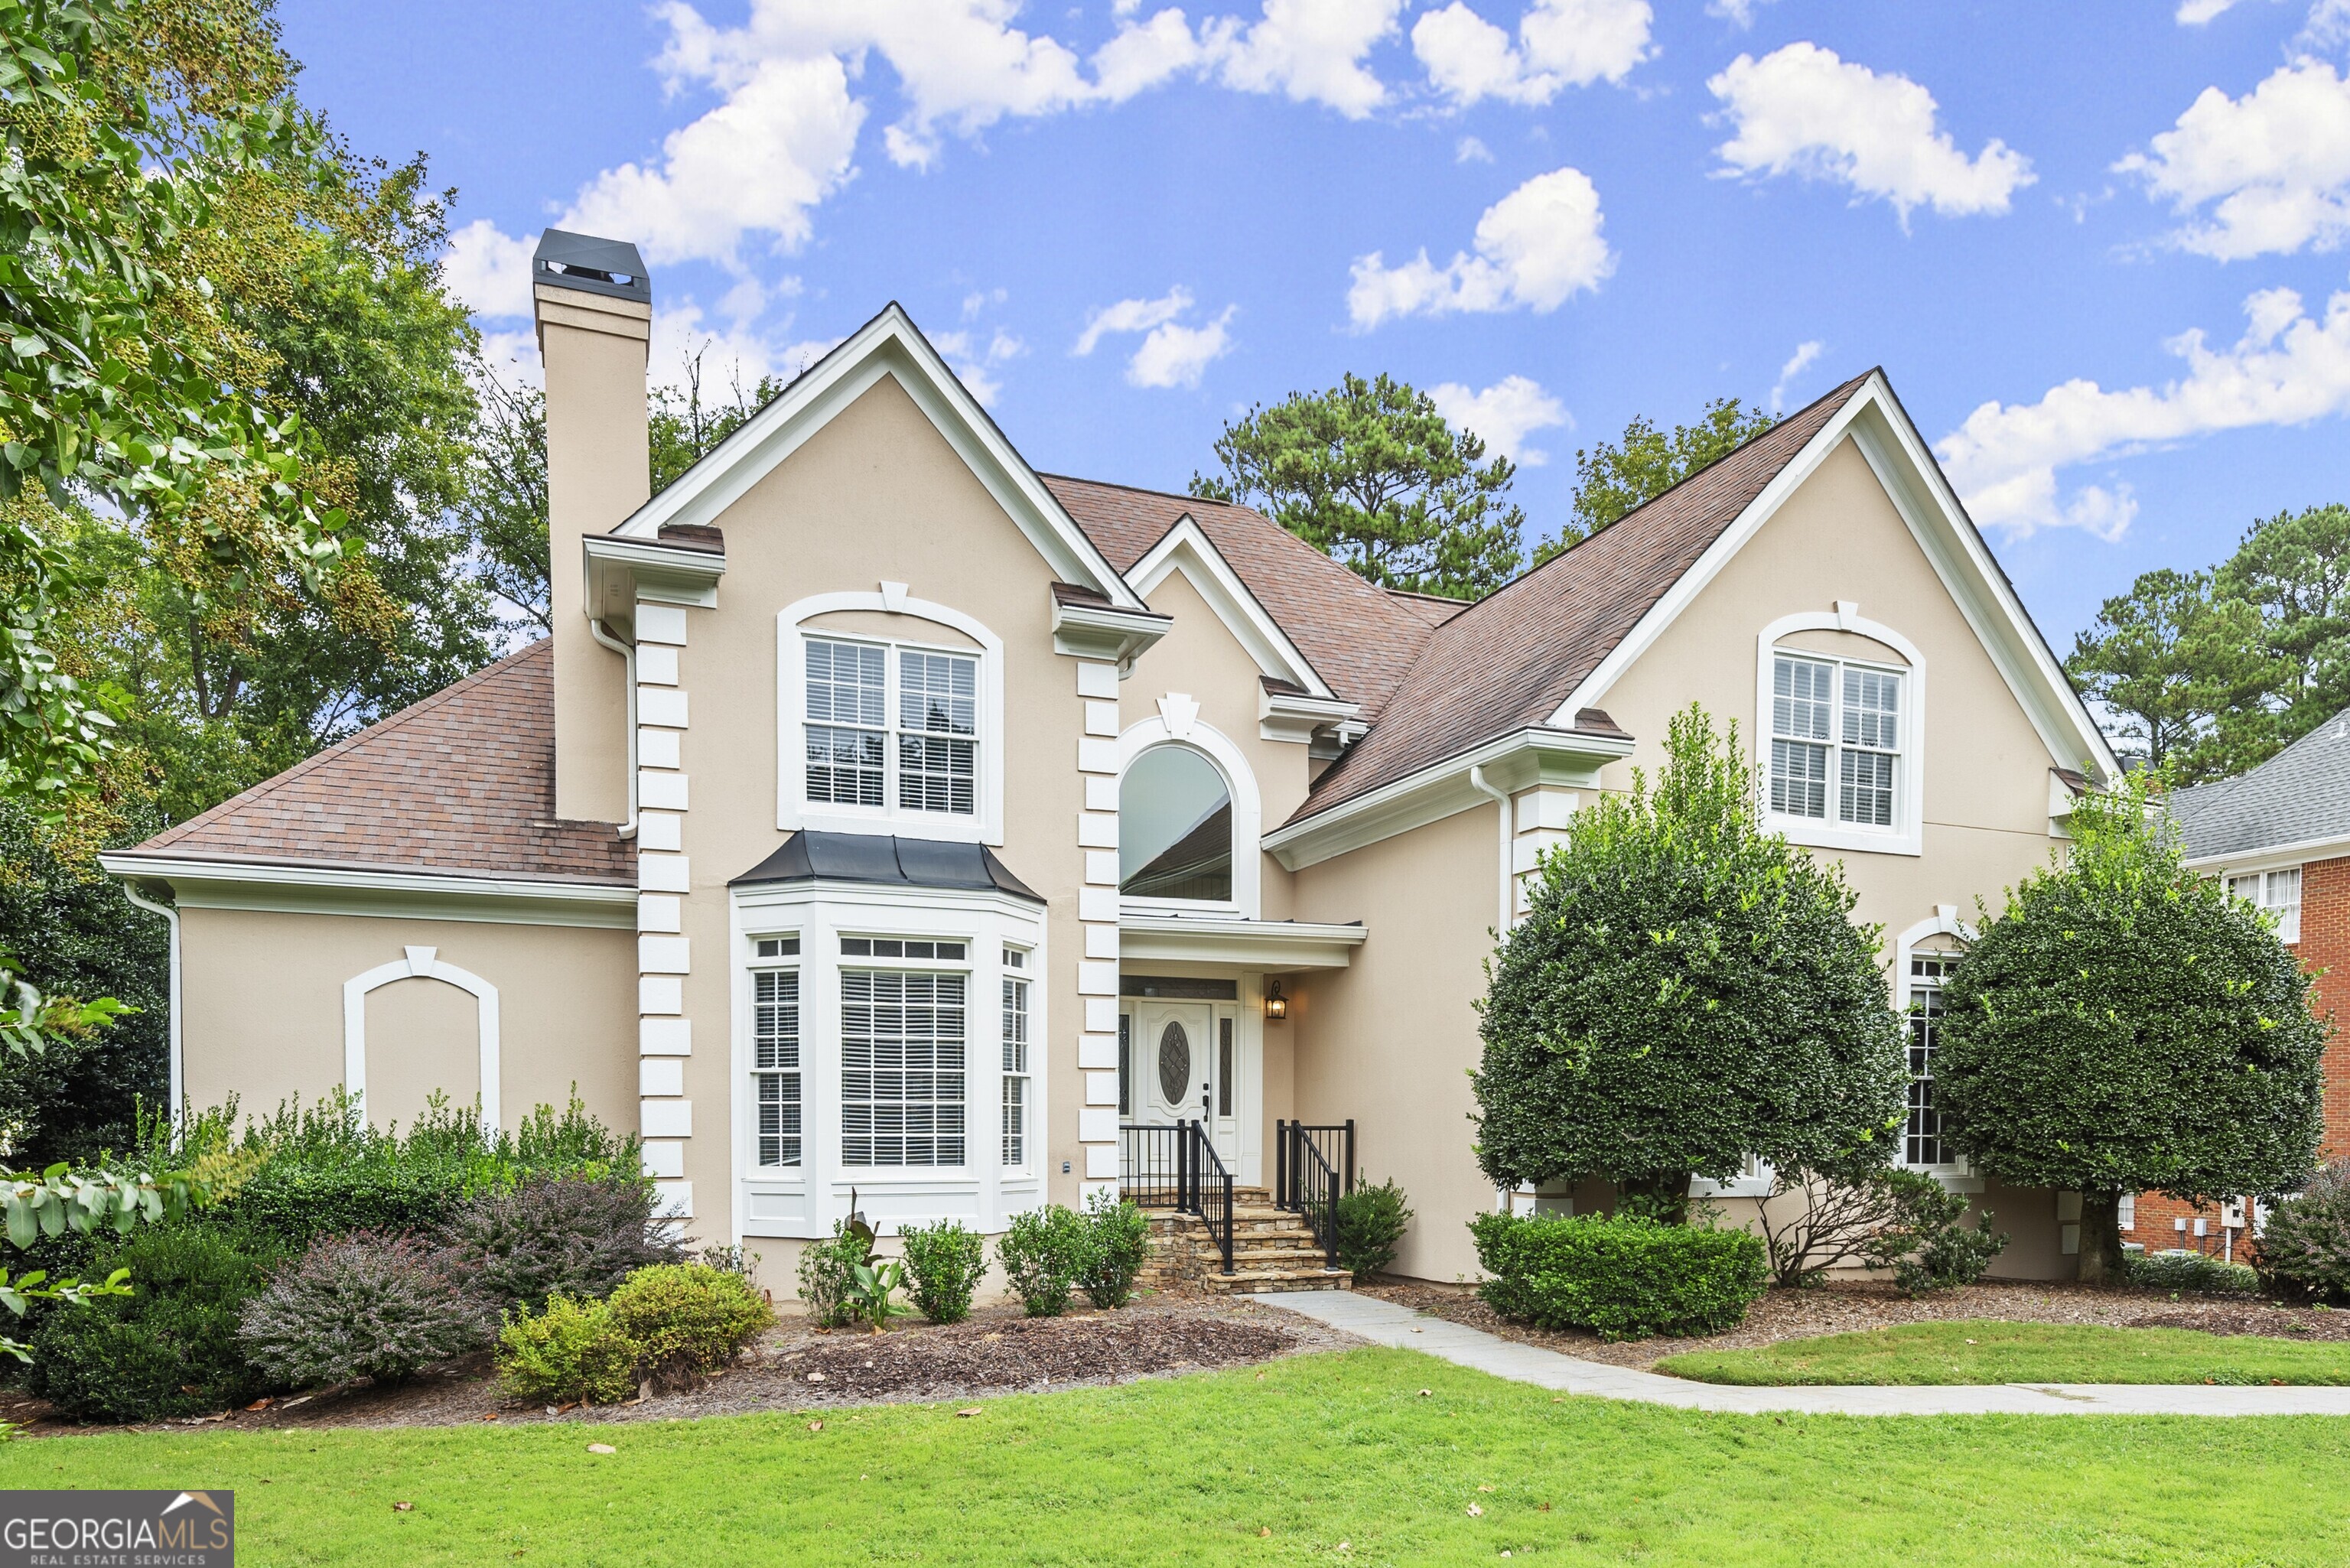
<box><xmin>1157</xmin><ymin>1020</ymin><xmax>1192</xmax><ymax>1108</ymax></box>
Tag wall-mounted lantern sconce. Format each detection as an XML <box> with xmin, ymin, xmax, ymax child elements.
<box><xmin>1264</xmin><ymin>979</ymin><xmax>1287</xmax><ymax>1020</ymax></box>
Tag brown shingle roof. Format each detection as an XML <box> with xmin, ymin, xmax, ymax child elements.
<box><xmin>130</xmin><ymin>642</ymin><xmax>633</xmax><ymax>884</ymax></box>
<box><xmin>1291</xmin><ymin>372</ymin><xmax>1873</xmax><ymax>821</ymax></box>
<box><xmin>1041</xmin><ymin>474</ymin><xmax>1435</xmax><ymax>719</ymax></box>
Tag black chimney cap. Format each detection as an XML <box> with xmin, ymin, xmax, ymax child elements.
<box><xmin>532</xmin><ymin>229</ymin><xmax>651</xmax><ymax>305</ymax></box>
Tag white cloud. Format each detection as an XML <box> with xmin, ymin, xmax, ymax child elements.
<box><xmin>2115</xmin><ymin>60</ymin><xmax>2350</xmax><ymax>262</ymax></box>
<box><xmin>565</xmin><ymin>50</ymin><xmax>865</xmax><ymax>268</ymax></box>
<box><xmin>1456</xmin><ymin>134</ymin><xmax>1493</xmax><ymax>163</ymax></box>
<box><xmin>930</xmin><ymin>324</ymin><xmax>1026</xmax><ymax>405</ymax></box>
<box><xmin>1771</xmin><ymin>339</ymin><xmax>1824</xmax><ymax>412</ymax></box>
<box><xmin>444</xmin><ymin>220</ymin><xmax>539</xmax><ymax>318</ymax></box>
<box><xmin>1935</xmin><ymin>284</ymin><xmax>2350</xmax><ymax>539</ymax></box>
<box><xmin>1708</xmin><ymin>0</ymin><xmax>1771</xmax><ymax>24</ymax></box>
<box><xmin>1128</xmin><ymin>309</ymin><xmax>1238</xmax><ymax>388</ymax></box>
<box><xmin>2176</xmin><ymin>0</ymin><xmax>2253</xmax><ymax>21</ymax></box>
<box><xmin>1413</xmin><ymin>0</ymin><xmax>1652</xmax><ymax>108</ymax></box>
<box><xmin>1205</xmin><ymin>0</ymin><xmax>1402</xmax><ymax>118</ymax></box>
<box><xmin>1076</xmin><ymin>288</ymin><xmax>1235</xmax><ymax>388</ymax></box>
<box><xmin>1347</xmin><ymin>165</ymin><xmax>1614</xmax><ymax>328</ymax></box>
<box><xmin>1076</xmin><ymin>288</ymin><xmax>1197</xmax><ymax>356</ymax></box>
<box><xmin>1427</xmin><ymin>374</ymin><xmax>1570</xmax><ymax>463</ymax></box>
<box><xmin>1707</xmin><ymin>42</ymin><xmax>2035</xmax><ymax>221</ymax></box>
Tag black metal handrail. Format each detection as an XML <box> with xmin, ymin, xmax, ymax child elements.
<box><xmin>1274</xmin><ymin>1119</ymin><xmax>1353</xmax><ymax>1272</ymax></box>
<box><xmin>1118</xmin><ymin>1119</ymin><xmax>1235</xmax><ymax>1274</ymax></box>
<box><xmin>1191</xmin><ymin>1123</ymin><xmax>1235</xmax><ymax>1276</ymax></box>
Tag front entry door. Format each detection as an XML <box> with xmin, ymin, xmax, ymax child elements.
<box><xmin>1138</xmin><ymin>1000</ymin><xmax>1214</xmax><ymax>1126</ymax></box>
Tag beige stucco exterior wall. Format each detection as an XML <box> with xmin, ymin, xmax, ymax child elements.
<box><xmin>669</xmin><ymin>372</ymin><xmax>1092</xmax><ymax>1257</ymax></box>
<box><xmin>177</xmin><ymin>906</ymin><xmax>636</xmax><ymax>1131</ymax></box>
<box><xmin>1289</xmin><ymin>803</ymin><xmax>1499</xmax><ymax>1281</ymax></box>
<box><xmin>1286</xmin><ymin>434</ymin><xmax>2078</xmax><ymax>1281</ymax></box>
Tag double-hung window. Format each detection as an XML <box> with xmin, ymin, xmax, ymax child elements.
<box><xmin>751</xmin><ymin>936</ymin><xmax>802</xmax><ymax>1168</ymax></box>
<box><xmin>806</xmin><ymin>638</ymin><xmax>977</xmax><ymax>817</ymax></box>
<box><xmin>1770</xmin><ymin>654</ymin><xmax>1904</xmax><ymax>829</ymax></box>
<box><xmin>1001</xmin><ymin>946</ymin><xmax>1030</xmax><ymax>1167</ymax></box>
<box><xmin>840</xmin><ymin>937</ymin><xmax>967</xmax><ymax>1167</ymax></box>
<box><xmin>1904</xmin><ymin>953</ymin><xmax>1955</xmax><ymax>1169</ymax></box>
<box><xmin>2227</xmin><ymin>867</ymin><xmax>2302</xmax><ymax>942</ymax></box>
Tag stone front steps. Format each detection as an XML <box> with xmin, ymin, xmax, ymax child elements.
<box><xmin>1137</xmin><ymin>1186</ymin><xmax>1352</xmax><ymax>1295</ymax></box>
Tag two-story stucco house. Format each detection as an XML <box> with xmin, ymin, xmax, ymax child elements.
<box><xmin>100</xmin><ymin>230</ymin><xmax>2122</xmax><ymax>1289</ymax></box>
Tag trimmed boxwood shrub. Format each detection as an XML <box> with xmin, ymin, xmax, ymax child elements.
<box><xmin>2126</xmin><ymin>1251</ymin><xmax>2259</xmax><ymax>1295</ymax></box>
<box><xmin>997</xmin><ymin>1205</ymin><xmax>1091</xmax><ymax>1318</ymax></box>
<box><xmin>1078</xmin><ymin>1192</ymin><xmax>1151</xmax><ymax>1310</ymax></box>
<box><xmin>438</xmin><ymin>1176</ymin><xmax>682</xmax><ymax>1311</ymax></box>
<box><xmin>2256</xmin><ymin>1161</ymin><xmax>2350</xmax><ymax>1303</ymax></box>
<box><xmin>237</xmin><ymin>1231</ymin><xmax>492</xmax><ymax>1388</ymax></box>
<box><xmin>1469</xmin><ymin>1211</ymin><xmax>1767</xmax><ymax>1341</ymax></box>
<box><xmin>608</xmin><ymin>1264</ymin><xmax>774</xmax><ymax>1387</ymax></box>
<box><xmin>1337</xmin><ymin>1178</ymin><xmax>1413</xmax><ymax>1279</ymax></box>
<box><xmin>496</xmin><ymin>1294</ymin><xmax>638</xmax><ymax>1406</ymax></box>
<box><xmin>899</xmin><ymin>1220</ymin><xmax>987</xmax><ymax>1325</ymax></box>
<box><xmin>28</xmin><ymin>1225</ymin><xmax>277</xmax><ymax>1421</ymax></box>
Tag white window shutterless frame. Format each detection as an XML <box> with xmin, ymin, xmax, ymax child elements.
<box><xmin>2227</xmin><ymin>867</ymin><xmax>2302</xmax><ymax>943</ymax></box>
<box><xmin>778</xmin><ymin>589</ymin><xmax>1005</xmax><ymax>844</ymax></box>
<box><xmin>1755</xmin><ymin>609</ymin><xmax>1925</xmax><ymax>857</ymax></box>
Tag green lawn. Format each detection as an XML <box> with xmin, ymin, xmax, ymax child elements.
<box><xmin>3</xmin><ymin>1348</ymin><xmax>2346</xmax><ymax>1565</ymax></box>
<box><xmin>1655</xmin><ymin>1319</ymin><xmax>2350</xmax><ymax>1387</ymax></box>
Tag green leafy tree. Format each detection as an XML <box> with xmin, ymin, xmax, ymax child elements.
<box><xmin>1935</xmin><ymin>774</ymin><xmax>2327</xmax><ymax>1284</ymax></box>
<box><xmin>0</xmin><ymin>0</ymin><xmax>386</xmax><ymax>802</ymax></box>
<box><xmin>1190</xmin><ymin>372</ymin><xmax>1525</xmax><ymax>599</ymax></box>
<box><xmin>2062</xmin><ymin>568</ymin><xmax>2282</xmax><ymax>782</ymax></box>
<box><xmin>2218</xmin><ymin>503</ymin><xmax>2350</xmax><ymax>744</ymax></box>
<box><xmin>1473</xmin><ymin>705</ymin><xmax>1909</xmax><ymax>1222</ymax></box>
<box><xmin>1536</xmin><ymin>398</ymin><xmax>1777</xmax><ymax>564</ymax></box>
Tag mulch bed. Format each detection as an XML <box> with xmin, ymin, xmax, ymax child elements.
<box><xmin>1355</xmin><ymin>1277</ymin><xmax>2350</xmax><ymax>1368</ymax></box>
<box><xmin>0</xmin><ymin>1292</ymin><xmax>1363</xmax><ymax>1438</ymax></box>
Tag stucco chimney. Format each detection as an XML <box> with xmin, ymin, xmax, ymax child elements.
<box><xmin>532</xmin><ymin>229</ymin><xmax>652</xmax><ymax>824</ymax></box>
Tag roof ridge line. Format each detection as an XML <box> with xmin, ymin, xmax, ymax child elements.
<box><xmin>144</xmin><ymin>642</ymin><xmax>550</xmax><ymax>851</ymax></box>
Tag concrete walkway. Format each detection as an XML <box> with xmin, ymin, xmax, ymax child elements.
<box><xmin>1260</xmin><ymin>1289</ymin><xmax>2350</xmax><ymax>1417</ymax></box>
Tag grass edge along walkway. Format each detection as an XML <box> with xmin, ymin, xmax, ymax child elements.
<box><xmin>6</xmin><ymin>1347</ymin><xmax>2350</xmax><ymax>1566</ymax></box>
<box><xmin>1653</xmin><ymin>1318</ymin><xmax>2350</xmax><ymax>1387</ymax></box>
<box><xmin>1261</xmin><ymin>1288</ymin><xmax>2350</xmax><ymax>1415</ymax></box>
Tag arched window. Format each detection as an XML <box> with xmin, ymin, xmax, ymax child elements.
<box><xmin>1121</xmin><ymin>747</ymin><xmax>1232</xmax><ymax>903</ymax></box>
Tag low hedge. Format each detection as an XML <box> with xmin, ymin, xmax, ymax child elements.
<box><xmin>1469</xmin><ymin>1211</ymin><xmax>1768</xmax><ymax>1341</ymax></box>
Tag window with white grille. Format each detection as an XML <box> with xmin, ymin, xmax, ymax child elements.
<box><xmin>1904</xmin><ymin>952</ymin><xmax>1955</xmax><ymax>1169</ymax></box>
<box><xmin>751</xmin><ymin>935</ymin><xmax>801</xmax><ymax>1168</ymax></box>
<box><xmin>841</xmin><ymin>967</ymin><xmax>966</xmax><ymax>1167</ymax></box>
<box><xmin>1001</xmin><ymin>946</ymin><xmax>1030</xmax><ymax>1167</ymax></box>
<box><xmin>2227</xmin><ymin>867</ymin><xmax>2302</xmax><ymax>943</ymax></box>
<box><xmin>1769</xmin><ymin>654</ymin><xmax>1905</xmax><ymax>831</ymax></box>
<box><xmin>805</xmin><ymin>637</ymin><xmax>978</xmax><ymax>817</ymax></box>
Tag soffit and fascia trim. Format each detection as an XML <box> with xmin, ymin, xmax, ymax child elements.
<box><xmin>1264</xmin><ymin>726</ymin><xmax>1635</xmax><ymax>871</ymax></box>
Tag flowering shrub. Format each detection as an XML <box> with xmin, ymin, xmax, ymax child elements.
<box><xmin>237</xmin><ymin>1230</ymin><xmax>490</xmax><ymax>1387</ymax></box>
<box><xmin>438</xmin><ymin>1176</ymin><xmax>681</xmax><ymax>1310</ymax></box>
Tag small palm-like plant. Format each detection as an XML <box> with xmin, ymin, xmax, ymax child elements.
<box><xmin>845</xmin><ymin>1257</ymin><xmax>912</xmax><ymax>1332</ymax></box>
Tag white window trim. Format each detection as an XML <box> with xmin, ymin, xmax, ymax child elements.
<box><xmin>2225</xmin><ymin>865</ymin><xmax>2303</xmax><ymax>944</ymax></box>
<box><xmin>1756</xmin><ymin>607</ymin><xmax>1926</xmax><ymax>857</ymax></box>
<box><xmin>342</xmin><ymin>946</ymin><xmax>501</xmax><ymax>1132</ymax></box>
<box><xmin>748</xmin><ymin>939</ymin><xmax>803</xmax><ymax>1171</ymax></box>
<box><xmin>1116</xmin><ymin>707</ymin><xmax>1263</xmax><ymax>919</ymax></box>
<box><xmin>778</xmin><ymin>587</ymin><xmax>1005</xmax><ymax>844</ymax></box>
<box><xmin>1001</xmin><ymin>948</ymin><xmax>1033</xmax><ymax>1173</ymax></box>
<box><xmin>1893</xmin><ymin>909</ymin><xmax>1982</xmax><ymax>1191</ymax></box>
<box><xmin>728</xmin><ymin>881</ymin><xmax>1044</xmax><ymax>1242</ymax></box>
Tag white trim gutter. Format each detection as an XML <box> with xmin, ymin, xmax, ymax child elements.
<box><xmin>98</xmin><ymin>854</ymin><xmax>637</xmax><ymax>908</ymax></box>
<box><xmin>119</xmin><ymin>881</ymin><xmax>182</xmax><ymax>1130</ymax></box>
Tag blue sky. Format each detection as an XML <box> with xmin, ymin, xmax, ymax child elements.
<box><xmin>278</xmin><ymin>0</ymin><xmax>2350</xmax><ymax>646</ymax></box>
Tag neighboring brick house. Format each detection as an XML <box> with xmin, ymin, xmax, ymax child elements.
<box><xmin>2152</xmin><ymin>714</ymin><xmax>2350</xmax><ymax>1261</ymax></box>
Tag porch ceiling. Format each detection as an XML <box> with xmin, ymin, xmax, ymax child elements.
<box><xmin>1118</xmin><ymin>915</ymin><xmax>1365</xmax><ymax>970</ymax></box>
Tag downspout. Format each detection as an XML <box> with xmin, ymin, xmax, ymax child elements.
<box><xmin>588</xmin><ymin>619</ymin><xmax>640</xmax><ymax>838</ymax></box>
<box><xmin>120</xmin><ymin>883</ymin><xmax>182</xmax><ymax>1138</ymax></box>
<box><xmin>1468</xmin><ymin>764</ymin><xmax>1518</xmax><ymax>1218</ymax></box>
<box><xmin>1468</xmin><ymin>765</ymin><xmax>1512</xmax><ymax>935</ymax></box>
